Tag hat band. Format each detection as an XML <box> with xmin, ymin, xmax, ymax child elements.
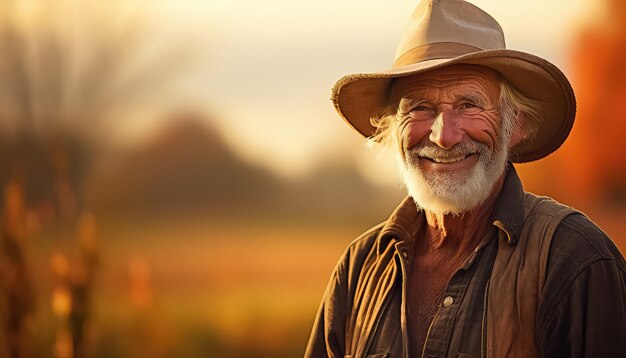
<box><xmin>393</xmin><ymin>42</ymin><xmax>483</xmax><ymax>68</ymax></box>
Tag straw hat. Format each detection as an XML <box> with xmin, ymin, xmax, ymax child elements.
<box><xmin>332</xmin><ymin>0</ymin><xmax>576</xmax><ymax>163</ymax></box>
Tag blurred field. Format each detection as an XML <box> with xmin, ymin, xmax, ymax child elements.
<box><xmin>23</xmin><ymin>217</ymin><xmax>367</xmax><ymax>357</ymax></box>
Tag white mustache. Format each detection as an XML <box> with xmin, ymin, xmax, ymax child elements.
<box><xmin>407</xmin><ymin>141</ymin><xmax>488</xmax><ymax>163</ymax></box>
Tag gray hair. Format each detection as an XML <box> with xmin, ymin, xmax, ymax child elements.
<box><xmin>367</xmin><ymin>75</ymin><xmax>543</xmax><ymax>152</ymax></box>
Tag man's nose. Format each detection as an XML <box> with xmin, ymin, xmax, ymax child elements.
<box><xmin>428</xmin><ymin>110</ymin><xmax>463</xmax><ymax>149</ymax></box>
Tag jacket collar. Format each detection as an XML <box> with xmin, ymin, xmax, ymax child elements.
<box><xmin>491</xmin><ymin>164</ymin><xmax>525</xmax><ymax>245</ymax></box>
<box><xmin>377</xmin><ymin>163</ymin><xmax>526</xmax><ymax>254</ymax></box>
<box><xmin>377</xmin><ymin>196</ymin><xmax>424</xmax><ymax>254</ymax></box>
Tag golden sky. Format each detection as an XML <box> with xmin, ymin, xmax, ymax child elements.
<box><xmin>131</xmin><ymin>0</ymin><xmax>600</xmax><ymax>184</ymax></box>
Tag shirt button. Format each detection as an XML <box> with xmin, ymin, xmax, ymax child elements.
<box><xmin>443</xmin><ymin>296</ymin><xmax>454</xmax><ymax>308</ymax></box>
<box><xmin>402</xmin><ymin>251</ymin><xmax>408</xmax><ymax>258</ymax></box>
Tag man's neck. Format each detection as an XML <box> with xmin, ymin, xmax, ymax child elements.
<box><xmin>420</xmin><ymin>171</ymin><xmax>506</xmax><ymax>255</ymax></box>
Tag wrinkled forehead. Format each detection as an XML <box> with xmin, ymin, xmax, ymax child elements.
<box><xmin>389</xmin><ymin>64</ymin><xmax>501</xmax><ymax>105</ymax></box>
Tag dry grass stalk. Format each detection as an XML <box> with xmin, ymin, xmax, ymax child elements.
<box><xmin>50</xmin><ymin>213</ymin><xmax>100</xmax><ymax>358</ymax></box>
<box><xmin>0</xmin><ymin>181</ymin><xmax>35</xmax><ymax>358</ymax></box>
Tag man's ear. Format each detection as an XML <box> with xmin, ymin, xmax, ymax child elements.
<box><xmin>509</xmin><ymin>111</ymin><xmax>526</xmax><ymax>147</ymax></box>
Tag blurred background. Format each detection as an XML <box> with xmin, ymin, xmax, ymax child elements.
<box><xmin>0</xmin><ymin>0</ymin><xmax>624</xmax><ymax>357</ymax></box>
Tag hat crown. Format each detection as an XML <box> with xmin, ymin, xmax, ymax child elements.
<box><xmin>394</xmin><ymin>0</ymin><xmax>505</xmax><ymax>65</ymax></box>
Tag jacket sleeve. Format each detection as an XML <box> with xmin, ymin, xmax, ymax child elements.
<box><xmin>537</xmin><ymin>217</ymin><xmax>626</xmax><ymax>357</ymax></box>
<box><xmin>304</xmin><ymin>249</ymin><xmax>351</xmax><ymax>358</ymax></box>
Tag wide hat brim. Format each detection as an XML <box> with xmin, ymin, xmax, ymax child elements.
<box><xmin>331</xmin><ymin>49</ymin><xmax>576</xmax><ymax>163</ymax></box>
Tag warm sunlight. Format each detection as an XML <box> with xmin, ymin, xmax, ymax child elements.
<box><xmin>0</xmin><ymin>1</ymin><xmax>621</xmax><ymax>357</ymax></box>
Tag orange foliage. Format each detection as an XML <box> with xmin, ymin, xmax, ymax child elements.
<box><xmin>519</xmin><ymin>0</ymin><xmax>626</xmax><ymax>207</ymax></box>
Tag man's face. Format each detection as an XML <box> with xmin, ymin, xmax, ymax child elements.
<box><xmin>390</xmin><ymin>64</ymin><xmax>512</xmax><ymax>215</ymax></box>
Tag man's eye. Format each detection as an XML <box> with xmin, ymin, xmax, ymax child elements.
<box><xmin>459</xmin><ymin>103</ymin><xmax>479</xmax><ymax>109</ymax></box>
<box><xmin>410</xmin><ymin>106</ymin><xmax>433</xmax><ymax>112</ymax></box>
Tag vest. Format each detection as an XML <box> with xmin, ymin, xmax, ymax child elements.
<box><xmin>487</xmin><ymin>193</ymin><xmax>580</xmax><ymax>357</ymax></box>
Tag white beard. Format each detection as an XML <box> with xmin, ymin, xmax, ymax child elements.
<box><xmin>396</xmin><ymin>136</ymin><xmax>510</xmax><ymax>216</ymax></box>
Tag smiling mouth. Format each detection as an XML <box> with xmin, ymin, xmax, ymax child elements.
<box><xmin>420</xmin><ymin>152</ymin><xmax>477</xmax><ymax>163</ymax></box>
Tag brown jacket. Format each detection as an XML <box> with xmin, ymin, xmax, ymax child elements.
<box><xmin>305</xmin><ymin>167</ymin><xmax>626</xmax><ymax>358</ymax></box>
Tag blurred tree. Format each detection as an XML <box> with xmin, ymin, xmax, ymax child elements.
<box><xmin>518</xmin><ymin>0</ymin><xmax>626</xmax><ymax>207</ymax></box>
<box><xmin>0</xmin><ymin>0</ymin><xmax>197</xmax><ymax>216</ymax></box>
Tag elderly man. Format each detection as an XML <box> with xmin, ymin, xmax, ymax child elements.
<box><xmin>305</xmin><ymin>1</ymin><xmax>626</xmax><ymax>357</ymax></box>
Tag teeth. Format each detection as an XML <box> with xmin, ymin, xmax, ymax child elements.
<box><xmin>431</xmin><ymin>156</ymin><xmax>465</xmax><ymax>163</ymax></box>
<box><xmin>423</xmin><ymin>153</ymin><xmax>474</xmax><ymax>163</ymax></box>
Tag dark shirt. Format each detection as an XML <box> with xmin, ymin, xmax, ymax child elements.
<box><xmin>305</xmin><ymin>167</ymin><xmax>626</xmax><ymax>357</ymax></box>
